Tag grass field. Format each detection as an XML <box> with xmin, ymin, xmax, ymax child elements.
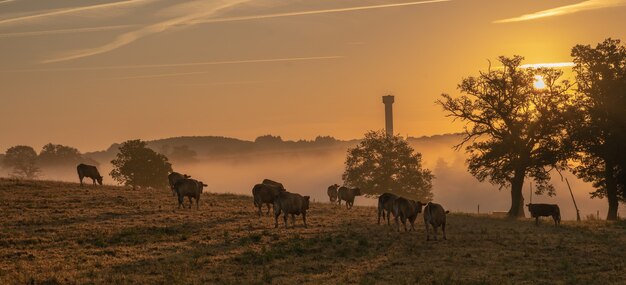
<box><xmin>0</xmin><ymin>178</ymin><xmax>625</xmax><ymax>284</ymax></box>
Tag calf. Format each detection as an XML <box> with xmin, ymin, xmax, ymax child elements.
<box><xmin>327</xmin><ymin>184</ymin><xmax>339</xmax><ymax>202</ymax></box>
<box><xmin>252</xmin><ymin>183</ymin><xmax>286</xmax><ymax>217</ymax></box>
<box><xmin>392</xmin><ymin>197</ymin><xmax>424</xmax><ymax>232</ymax></box>
<box><xmin>174</xmin><ymin>179</ymin><xmax>207</xmax><ymax>209</ymax></box>
<box><xmin>337</xmin><ymin>186</ymin><xmax>361</xmax><ymax>209</ymax></box>
<box><xmin>77</xmin><ymin>164</ymin><xmax>103</xmax><ymax>186</ymax></box>
<box><xmin>526</xmin><ymin>203</ymin><xmax>561</xmax><ymax>226</ymax></box>
<box><xmin>273</xmin><ymin>191</ymin><xmax>310</xmax><ymax>228</ymax></box>
<box><xmin>168</xmin><ymin>172</ymin><xmax>191</xmax><ymax>196</ymax></box>
<box><xmin>423</xmin><ymin>202</ymin><xmax>448</xmax><ymax>241</ymax></box>
<box><xmin>377</xmin><ymin>193</ymin><xmax>399</xmax><ymax>225</ymax></box>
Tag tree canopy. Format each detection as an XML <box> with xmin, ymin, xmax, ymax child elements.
<box><xmin>567</xmin><ymin>38</ymin><xmax>626</xmax><ymax>220</ymax></box>
<box><xmin>342</xmin><ymin>130</ymin><xmax>433</xmax><ymax>201</ymax></box>
<box><xmin>437</xmin><ymin>56</ymin><xmax>571</xmax><ymax>218</ymax></box>
<box><xmin>38</xmin><ymin>143</ymin><xmax>94</xmax><ymax>167</ymax></box>
<box><xmin>110</xmin><ymin>140</ymin><xmax>172</xmax><ymax>189</ymax></box>
<box><xmin>3</xmin><ymin>145</ymin><xmax>41</xmax><ymax>179</ymax></box>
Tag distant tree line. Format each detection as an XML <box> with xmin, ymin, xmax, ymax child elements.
<box><xmin>438</xmin><ymin>38</ymin><xmax>626</xmax><ymax>220</ymax></box>
<box><xmin>1</xmin><ymin>143</ymin><xmax>98</xmax><ymax>179</ymax></box>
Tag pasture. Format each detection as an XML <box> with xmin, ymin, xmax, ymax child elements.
<box><xmin>0</xmin><ymin>179</ymin><xmax>624</xmax><ymax>284</ymax></box>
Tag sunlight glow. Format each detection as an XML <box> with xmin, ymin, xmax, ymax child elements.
<box><xmin>520</xmin><ymin>62</ymin><xmax>575</xmax><ymax>69</ymax></box>
<box><xmin>533</xmin><ymin>75</ymin><xmax>546</xmax><ymax>89</ymax></box>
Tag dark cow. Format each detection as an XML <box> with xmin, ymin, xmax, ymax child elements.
<box><xmin>392</xmin><ymin>197</ymin><xmax>424</xmax><ymax>232</ymax></box>
<box><xmin>327</xmin><ymin>184</ymin><xmax>340</xmax><ymax>202</ymax></box>
<box><xmin>337</xmin><ymin>186</ymin><xmax>361</xmax><ymax>209</ymax></box>
<box><xmin>252</xmin><ymin>183</ymin><xmax>286</xmax><ymax>217</ymax></box>
<box><xmin>77</xmin><ymin>163</ymin><xmax>103</xmax><ymax>186</ymax></box>
<box><xmin>168</xmin><ymin>172</ymin><xmax>191</xmax><ymax>196</ymax></box>
<box><xmin>526</xmin><ymin>203</ymin><xmax>561</xmax><ymax>226</ymax></box>
<box><xmin>273</xmin><ymin>191</ymin><xmax>310</xmax><ymax>228</ymax></box>
<box><xmin>174</xmin><ymin>178</ymin><xmax>207</xmax><ymax>209</ymax></box>
<box><xmin>262</xmin><ymin>179</ymin><xmax>286</xmax><ymax>190</ymax></box>
<box><xmin>423</xmin><ymin>202</ymin><xmax>448</xmax><ymax>241</ymax></box>
<box><xmin>378</xmin><ymin>193</ymin><xmax>399</xmax><ymax>225</ymax></box>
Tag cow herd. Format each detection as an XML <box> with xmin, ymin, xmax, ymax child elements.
<box><xmin>76</xmin><ymin>164</ymin><xmax>564</xmax><ymax>240</ymax></box>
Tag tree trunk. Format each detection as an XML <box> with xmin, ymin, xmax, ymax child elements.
<box><xmin>605</xmin><ymin>160</ymin><xmax>619</xmax><ymax>220</ymax></box>
<box><xmin>508</xmin><ymin>168</ymin><xmax>526</xmax><ymax>218</ymax></box>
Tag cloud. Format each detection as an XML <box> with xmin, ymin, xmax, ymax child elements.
<box><xmin>98</xmin><ymin>71</ymin><xmax>208</xmax><ymax>81</ymax></box>
<box><xmin>41</xmin><ymin>0</ymin><xmax>449</xmax><ymax>63</ymax></box>
<box><xmin>0</xmin><ymin>0</ymin><xmax>153</xmax><ymax>26</ymax></box>
<box><xmin>495</xmin><ymin>0</ymin><xmax>626</xmax><ymax>23</ymax></box>
<box><xmin>520</xmin><ymin>62</ymin><xmax>575</xmax><ymax>68</ymax></box>
<box><xmin>0</xmin><ymin>25</ymin><xmax>134</xmax><ymax>38</ymax></box>
<box><xmin>2</xmin><ymin>55</ymin><xmax>344</xmax><ymax>72</ymax></box>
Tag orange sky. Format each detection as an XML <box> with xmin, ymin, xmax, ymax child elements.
<box><xmin>1</xmin><ymin>0</ymin><xmax>625</xmax><ymax>152</ymax></box>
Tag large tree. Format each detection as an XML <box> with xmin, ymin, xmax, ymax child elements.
<box><xmin>38</xmin><ymin>143</ymin><xmax>91</xmax><ymax>167</ymax></box>
<box><xmin>342</xmin><ymin>130</ymin><xmax>433</xmax><ymax>201</ymax></box>
<box><xmin>437</xmin><ymin>56</ymin><xmax>571</xmax><ymax>218</ymax></box>
<box><xmin>110</xmin><ymin>140</ymin><xmax>172</xmax><ymax>189</ymax></box>
<box><xmin>3</xmin><ymin>145</ymin><xmax>41</xmax><ymax>179</ymax></box>
<box><xmin>568</xmin><ymin>38</ymin><xmax>626</xmax><ymax>220</ymax></box>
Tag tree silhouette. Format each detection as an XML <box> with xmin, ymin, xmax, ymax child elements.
<box><xmin>38</xmin><ymin>143</ymin><xmax>91</xmax><ymax>167</ymax></box>
<box><xmin>568</xmin><ymin>38</ymin><xmax>626</xmax><ymax>220</ymax></box>
<box><xmin>3</xmin><ymin>145</ymin><xmax>41</xmax><ymax>179</ymax></box>
<box><xmin>342</xmin><ymin>130</ymin><xmax>433</xmax><ymax>201</ymax></box>
<box><xmin>110</xmin><ymin>140</ymin><xmax>172</xmax><ymax>189</ymax></box>
<box><xmin>437</xmin><ymin>56</ymin><xmax>571</xmax><ymax>218</ymax></box>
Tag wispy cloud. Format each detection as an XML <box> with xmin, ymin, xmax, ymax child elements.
<box><xmin>98</xmin><ymin>71</ymin><xmax>207</xmax><ymax>81</ymax></box>
<box><xmin>42</xmin><ymin>0</ymin><xmax>251</xmax><ymax>63</ymax></box>
<box><xmin>0</xmin><ymin>0</ymin><xmax>17</xmax><ymax>4</ymax></box>
<box><xmin>2</xmin><ymin>55</ymin><xmax>344</xmax><ymax>72</ymax></box>
<box><xmin>520</xmin><ymin>62</ymin><xmax>575</xmax><ymax>69</ymax></box>
<box><xmin>0</xmin><ymin>25</ymin><xmax>134</xmax><ymax>38</ymax></box>
<box><xmin>190</xmin><ymin>0</ymin><xmax>450</xmax><ymax>25</ymax></box>
<box><xmin>41</xmin><ymin>0</ymin><xmax>448</xmax><ymax>63</ymax></box>
<box><xmin>0</xmin><ymin>0</ymin><xmax>153</xmax><ymax>26</ymax></box>
<box><xmin>495</xmin><ymin>0</ymin><xmax>626</xmax><ymax>23</ymax></box>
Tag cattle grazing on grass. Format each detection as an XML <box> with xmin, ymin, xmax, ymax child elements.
<box><xmin>423</xmin><ymin>202</ymin><xmax>448</xmax><ymax>241</ymax></box>
<box><xmin>526</xmin><ymin>203</ymin><xmax>561</xmax><ymax>226</ymax></box>
<box><xmin>252</xmin><ymin>183</ymin><xmax>286</xmax><ymax>217</ymax></box>
<box><xmin>337</xmin><ymin>186</ymin><xmax>361</xmax><ymax>209</ymax></box>
<box><xmin>378</xmin><ymin>193</ymin><xmax>399</xmax><ymax>225</ymax></box>
<box><xmin>174</xmin><ymin>179</ymin><xmax>207</xmax><ymax>209</ymax></box>
<box><xmin>327</xmin><ymin>184</ymin><xmax>340</xmax><ymax>202</ymax></box>
<box><xmin>392</xmin><ymin>197</ymin><xmax>424</xmax><ymax>232</ymax></box>
<box><xmin>273</xmin><ymin>191</ymin><xmax>310</xmax><ymax>228</ymax></box>
<box><xmin>168</xmin><ymin>172</ymin><xmax>191</xmax><ymax>196</ymax></box>
<box><xmin>77</xmin><ymin>164</ymin><xmax>103</xmax><ymax>186</ymax></box>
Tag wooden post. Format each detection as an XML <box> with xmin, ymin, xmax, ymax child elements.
<box><xmin>565</xmin><ymin>178</ymin><xmax>581</xmax><ymax>222</ymax></box>
<box><xmin>477</xmin><ymin>204</ymin><xmax>480</xmax><ymax>214</ymax></box>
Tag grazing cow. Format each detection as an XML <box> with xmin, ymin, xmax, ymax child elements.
<box><xmin>76</xmin><ymin>164</ymin><xmax>103</xmax><ymax>186</ymax></box>
<box><xmin>378</xmin><ymin>193</ymin><xmax>399</xmax><ymax>225</ymax></box>
<box><xmin>392</xmin><ymin>197</ymin><xmax>424</xmax><ymax>232</ymax></box>
<box><xmin>423</xmin><ymin>202</ymin><xmax>448</xmax><ymax>241</ymax></box>
<box><xmin>262</xmin><ymin>179</ymin><xmax>286</xmax><ymax>190</ymax></box>
<box><xmin>526</xmin><ymin>203</ymin><xmax>561</xmax><ymax>226</ymax></box>
<box><xmin>168</xmin><ymin>172</ymin><xmax>191</xmax><ymax>196</ymax></box>
<box><xmin>337</xmin><ymin>186</ymin><xmax>361</xmax><ymax>209</ymax></box>
<box><xmin>252</xmin><ymin>183</ymin><xmax>286</xmax><ymax>217</ymax></box>
<box><xmin>273</xmin><ymin>191</ymin><xmax>310</xmax><ymax>228</ymax></box>
<box><xmin>327</xmin><ymin>184</ymin><xmax>340</xmax><ymax>202</ymax></box>
<box><xmin>174</xmin><ymin>179</ymin><xmax>207</xmax><ymax>209</ymax></box>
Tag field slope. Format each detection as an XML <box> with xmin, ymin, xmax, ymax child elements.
<box><xmin>0</xmin><ymin>179</ymin><xmax>624</xmax><ymax>284</ymax></box>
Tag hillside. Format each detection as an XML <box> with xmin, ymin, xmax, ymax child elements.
<box><xmin>1</xmin><ymin>179</ymin><xmax>624</xmax><ymax>284</ymax></box>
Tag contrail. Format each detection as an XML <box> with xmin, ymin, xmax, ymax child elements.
<box><xmin>3</xmin><ymin>55</ymin><xmax>344</xmax><ymax>72</ymax></box>
<box><xmin>0</xmin><ymin>0</ymin><xmax>17</xmax><ymax>4</ymax></box>
<box><xmin>494</xmin><ymin>0</ymin><xmax>626</xmax><ymax>23</ymax></box>
<box><xmin>191</xmin><ymin>0</ymin><xmax>451</xmax><ymax>25</ymax></box>
<box><xmin>0</xmin><ymin>0</ymin><xmax>152</xmax><ymax>25</ymax></box>
<box><xmin>0</xmin><ymin>25</ymin><xmax>134</xmax><ymax>38</ymax></box>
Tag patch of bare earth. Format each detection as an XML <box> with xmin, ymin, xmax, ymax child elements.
<box><xmin>0</xmin><ymin>179</ymin><xmax>624</xmax><ymax>284</ymax></box>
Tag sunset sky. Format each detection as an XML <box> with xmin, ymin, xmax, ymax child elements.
<box><xmin>1</xmin><ymin>0</ymin><xmax>626</xmax><ymax>152</ymax></box>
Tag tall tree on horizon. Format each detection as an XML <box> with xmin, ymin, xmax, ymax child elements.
<box><xmin>3</xmin><ymin>145</ymin><xmax>41</xmax><ymax>179</ymax></box>
<box><xmin>110</xmin><ymin>140</ymin><xmax>172</xmax><ymax>190</ymax></box>
<box><xmin>437</xmin><ymin>56</ymin><xmax>572</xmax><ymax>218</ymax></box>
<box><xmin>568</xmin><ymin>38</ymin><xmax>626</xmax><ymax>220</ymax></box>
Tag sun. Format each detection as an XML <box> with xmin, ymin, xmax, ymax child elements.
<box><xmin>533</xmin><ymin>75</ymin><xmax>546</xmax><ymax>89</ymax></box>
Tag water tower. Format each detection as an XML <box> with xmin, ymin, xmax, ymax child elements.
<box><xmin>382</xmin><ymin>95</ymin><xmax>394</xmax><ymax>136</ymax></box>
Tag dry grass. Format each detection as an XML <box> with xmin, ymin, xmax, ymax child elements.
<box><xmin>0</xmin><ymin>178</ymin><xmax>625</xmax><ymax>284</ymax></box>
